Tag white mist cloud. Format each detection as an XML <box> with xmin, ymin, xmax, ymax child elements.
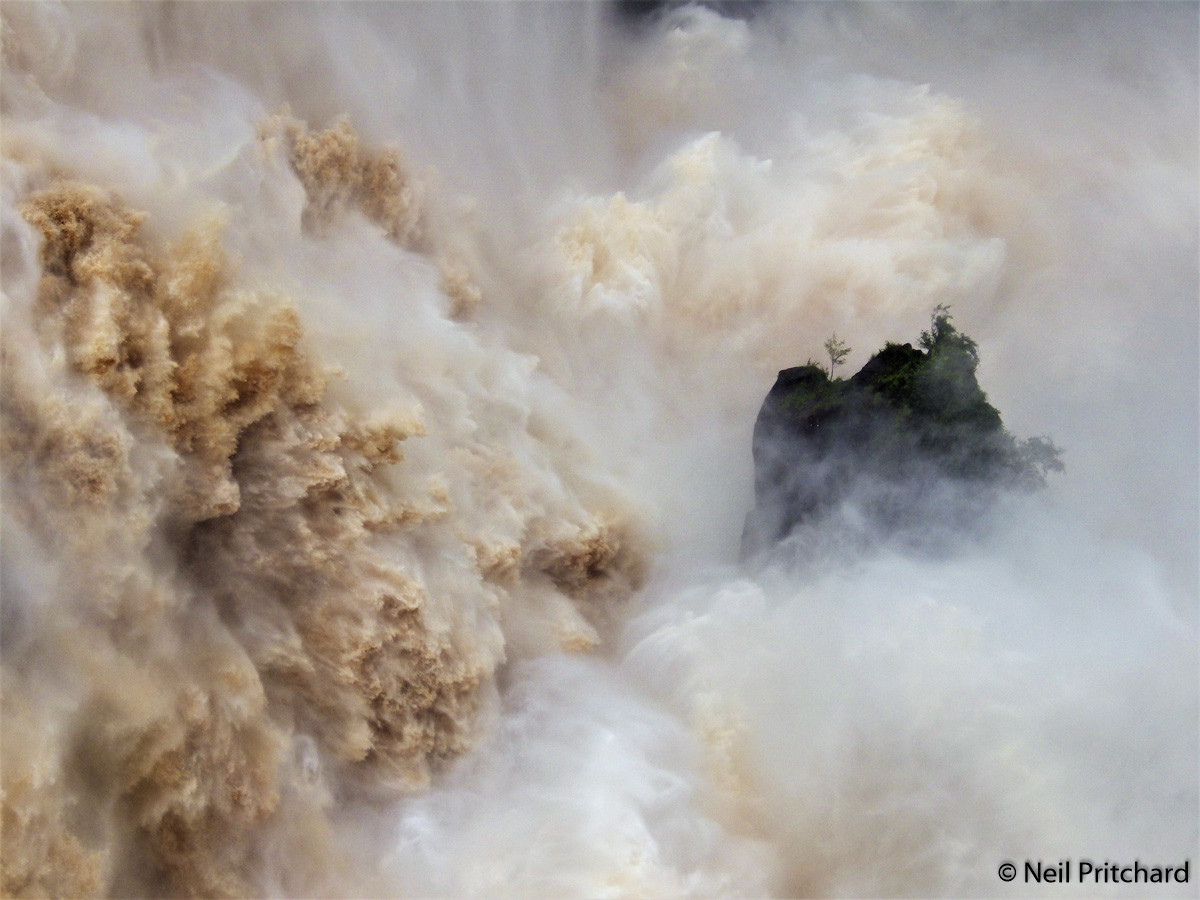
<box><xmin>1</xmin><ymin>2</ymin><xmax>1194</xmax><ymax>897</ymax></box>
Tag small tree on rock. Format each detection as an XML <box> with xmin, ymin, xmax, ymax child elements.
<box><xmin>824</xmin><ymin>333</ymin><xmax>850</xmax><ymax>379</ymax></box>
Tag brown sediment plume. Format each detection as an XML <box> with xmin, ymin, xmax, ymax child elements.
<box><xmin>542</xmin><ymin>523</ymin><xmax>648</xmax><ymax>646</ymax></box>
<box><xmin>182</xmin><ymin>394</ymin><xmax>485</xmax><ymax>787</ymax></box>
<box><xmin>534</xmin><ymin>520</ymin><xmax>640</xmax><ymax>599</ymax></box>
<box><xmin>19</xmin><ymin>182</ymin><xmax>328</xmax><ymax>521</ymax></box>
<box><xmin>263</xmin><ymin>112</ymin><xmax>488</xmax><ymax>321</ymax></box>
<box><xmin>1</xmin><ymin>677</ymin><xmax>108</xmax><ymax>899</ymax></box>
<box><xmin>2</xmin><ymin>169</ymin><xmax>646</xmax><ymax>895</ymax></box>
<box><xmin>439</xmin><ymin>257</ymin><xmax>484</xmax><ymax>320</ymax></box>
<box><xmin>261</xmin><ymin>113</ymin><xmax>428</xmax><ymax>249</ymax></box>
<box><xmin>3</xmin><ymin>179</ymin><xmax>433</xmax><ymax>895</ymax></box>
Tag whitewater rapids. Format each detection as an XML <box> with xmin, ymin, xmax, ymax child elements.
<box><xmin>1</xmin><ymin>3</ymin><xmax>1196</xmax><ymax>897</ymax></box>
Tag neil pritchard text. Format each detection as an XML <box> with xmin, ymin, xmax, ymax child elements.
<box><xmin>1013</xmin><ymin>860</ymin><xmax>1190</xmax><ymax>885</ymax></box>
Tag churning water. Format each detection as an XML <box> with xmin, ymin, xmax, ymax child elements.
<box><xmin>1</xmin><ymin>3</ymin><xmax>1196</xmax><ymax>897</ymax></box>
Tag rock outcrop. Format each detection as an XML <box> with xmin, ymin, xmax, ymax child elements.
<box><xmin>743</xmin><ymin>311</ymin><xmax>1063</xmax><ymax>560</ymax></box>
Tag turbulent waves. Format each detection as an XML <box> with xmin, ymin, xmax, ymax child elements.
<box><xmin>1</xmin><ymin>3</ymin><xmax>1196</xmax><ymax>897</ymax></box>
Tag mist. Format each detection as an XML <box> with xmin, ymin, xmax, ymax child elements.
<box><xmin>1</xmin><ymin>2</ymin><xmax>1196</xmax><ymax>897</ymax></box>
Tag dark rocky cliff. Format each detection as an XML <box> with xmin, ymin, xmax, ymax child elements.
<box><xmin>743</xmin><ymin>311</ymin><xmax>1063</xmax><ymax>560</ymax></box>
